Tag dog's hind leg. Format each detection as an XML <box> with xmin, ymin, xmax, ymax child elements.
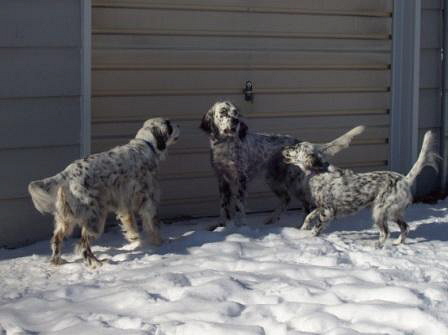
<box><xmin>78</xmin><ymin>227</ymin><xmax>103</xmax><ymax>268</ymax></box>
<box><xmin>393</xmin><ymin>216</ymin><xmax>409</xmax><ymax>245</ymax></box>
<box><xmin>118</xmin><ymin>212</ymin><xmax>140</xmax><ymax>244</ymax></box>
<box><xmin>76</xmin><ymin>211</ymin><xmax>105</xmax><ymax>268</ymax></box>
<box><xmin>50</xmin><ymin>219</ymin><xmax>68</xmax><ymax>265</ymax></box>
<box><xmin>264</xmin><ymin>185</ymin><xmax>291</xmax><ymax>225</ymax></box>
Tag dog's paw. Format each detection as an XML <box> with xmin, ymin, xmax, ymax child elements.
<box><xmin>264</xmin><ymin>217</ymin><xmax>278</xmax><ymax>225</ymax></box>
<box><xmin>311</xmin><ymin>228</ymin><xmax>321</xmax><ymax>237</ymax></box>
<box><xmin>207</xmin><ymin>222</ymin><xmax>225</xmax><ymax>231</ymax></box>
<box><xmin>50</xmin><ymin>257</ymin><xmax>67</xmax><ymax>266</ymax></box>
<box><xmin>393</xmin><ymin>237</ymin><xmax>406</xmax><ymax>246</ymax></box>
<box><xmin>149</xmin><ymin>235</ymin><xmax>163</xmax><ymax>247</ymax></box>
<box><xmin>121</xmin><ymin>240</ymin><xmax>142</xmax><ymax>251</ymax></box>
<box><xmin>85</xmin><ymin>257</ymin><xmax>103</xmax><ymax>269</ymax></box>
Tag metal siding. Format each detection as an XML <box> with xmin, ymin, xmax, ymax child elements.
<box><xmin>0</xmin><ymin>97</ymin><xmax>81</xmax><ymax>149</ymax></box>
<box><xmin>92</xmin><ymin>0</ymin><xmax>393</xmax><ymax>217</ymax></box>
<box><xmin>0</xmin><ymin>0</ymin><xmax>81</xmax><ymax>47</ymax></box>
<box><xmin>0</xmin><ymin>198</ymin><xmax>53</xmax><ymax>248</ymax></box>
<box><xmin>0</xmin><ymin>1</ymin><xmax>84</xmax><ymax>247</ymax></box>
<box><xmin>417</xmin><ymin>5</ymin><xmax>443</xmax><ymax>195</ymax></box>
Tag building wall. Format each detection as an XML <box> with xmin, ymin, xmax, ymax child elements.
<box><xmin>417</xmin><ymin>0</ymin><xmax>443</xmax><ymax>195</ymax></box>
<box><xmin>0</xmin><ymin>1</ymin><xmax>85</xmax><ymax>247</ymax></box>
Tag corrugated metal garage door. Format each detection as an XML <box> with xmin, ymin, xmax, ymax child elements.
<box><xmin>92</xmin><ymin>0</ymin><xmax>392</xmax><ymax>217</ymax></box>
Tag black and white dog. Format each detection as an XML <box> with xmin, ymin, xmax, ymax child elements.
<box><xmin>29</xmin><ymin>118</ymin><xmax>179</xmax><ymax>267</ymax></box>
<box><xmin>282</xmin><ymin>131</ymin><xmax>440</xmax><ymax>247</ymax></box>
<box><xmin>200</xmin><ymin>101</ymin><xmax>364</xmax><ymax>228</ymax></box>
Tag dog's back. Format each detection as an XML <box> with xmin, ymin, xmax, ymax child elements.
<box><xmin>29</xmin><ymin>139</ymin><xmax>157</xmax><ymax>217</ymax></box>
<box><xmin>307</xmin><ymin>169</ymin><xmax>408</xmax><ymax>216</ymax></box>
<box><xmin>241</xmin><ymin>132</ymin><xmax>298</xmax><ymax>180</ymax></box>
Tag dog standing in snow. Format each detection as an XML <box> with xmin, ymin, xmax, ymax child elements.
<box><xmin>282</xmin><ymin>131</ymin><xmax>440</xmax><ymax>247</ymax></box>
<box><xmin>200</xmin><ymin>101</ymin><xmax>364</xmax><ymax>228</ymax></box>
<box><xmin>28</xmin><ymin>118</ymin><xmax>179</xmax><ymax>267</ymax></box>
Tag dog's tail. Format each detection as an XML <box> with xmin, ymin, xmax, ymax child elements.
<box><xmin>28</xmin><ymin>173</ymin><xmax>65</xmax><ymax>215</ymax></box>
<box><xmin>319</xmin><ymin>125</ymin><xmax>365</xmax><ymax>157</ymax></box>
<box><xmin>405</xmin><ymin>131</ymin><xmax>441</xmax><ymax>186</ymax></box>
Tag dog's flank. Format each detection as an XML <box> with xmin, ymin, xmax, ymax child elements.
<box><xmin>283</xmin><ymin>131</ymin><xmax>440</xmax><ymax>247</ymax></box>
<box><xmin>28</xmin><ymin>118</ymin><xmax>179</xmax><ymax>267</ymax></box>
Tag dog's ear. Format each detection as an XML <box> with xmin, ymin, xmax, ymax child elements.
<box><xmin>199</xmin><ymin>112</ymin><xmax>212</xmax><ymax>134</ymax></box>
<box><xmin>151</xmin><ymin>126</ymin><xmax>167</xmax><ymax>151</ymax></box>
<box><xmin>238</xmin><ymin>120</ymin><xmax>248</xmax><ymax>140</ymax></box>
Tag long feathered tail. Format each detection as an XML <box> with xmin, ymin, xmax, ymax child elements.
<box><xmin>319</xmin><ymin>125</ymin><xmax>366</xmax><ymax>158</ymax></box>
<box><xmin>28</xmin><ymin>173</ymin><xmax>65</xmax><ymax>214</ymax></box>
<box><xmin>405</xmin><ymin>131</ymin><xmax>441</xmax><ymax>186</ymax></box>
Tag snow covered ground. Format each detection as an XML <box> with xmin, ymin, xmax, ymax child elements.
<box><xmin>1</xmin><ymin>200</ymin><xmax>448</xmax><ymax>335</ymax></box>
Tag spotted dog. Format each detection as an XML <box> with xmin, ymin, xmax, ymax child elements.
<box><xmin>28</xmin><ymin>118</ymin><xmax>179</xmax><ymax>267</ymax></box>
<box><xmin>200</xmin><ymin>101</ymin><xmax>364</xmax><ymax>228</ymax></box>
<box><xmin>282</xmin><ymin>131</ymin><xmax>440</xmax><ymax>247</ymax></box>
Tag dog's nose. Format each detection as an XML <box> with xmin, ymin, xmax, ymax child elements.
<box><xmin>317</xmin><ymin>161</ymin><xmax>330</xmax><ymax>171</ymax></box>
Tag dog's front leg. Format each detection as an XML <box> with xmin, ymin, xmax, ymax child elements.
<box><xmin>139</xmin><ymin>202</ymin><xmax>163</xmax><ymax>246</ymax></box>
<box><xmin>301</xmin><ymin>208</ymin><xmax>319</xmax><ymax>230</ymax></box>
<box><xmin>234</xmin><ymin>176</ymin><xmax>247</xmax><ymax>226</ymax></box>
<box><xmin>218</xmin><ymin>178</ymin><xmax>237</xmax><ymax>227</ymax></box>
<box><xmin>301</xmin><ymin>208</ymin><xmax>333</xmax><ymax>235</ymax></box>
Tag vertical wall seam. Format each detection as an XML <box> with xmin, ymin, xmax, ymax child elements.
<box><xmin>80</xmin><ymin>0</ymin><xmax>92</xmax><ymax>157</ymax></box>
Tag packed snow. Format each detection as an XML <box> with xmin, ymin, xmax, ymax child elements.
<box><xmin>1</xmin><ymin>200</ymin><xmax>448</xmax><ymax>334</ymax></box>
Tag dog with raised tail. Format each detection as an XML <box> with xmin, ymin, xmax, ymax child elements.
<box><xmin>29</xmin><ymin>118</ymin><xmax>179</xmax><ymax>267</ymax></box>
<box><xmin>282</xmin><ymin>131</ymin><xmax>440</xmax><ymax>247</ymax></box>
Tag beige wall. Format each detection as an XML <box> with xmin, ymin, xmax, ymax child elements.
<box><xmin>0</xmin><ymin>1</ymin><xmax>85</xmax><ymax>247</ymax></box>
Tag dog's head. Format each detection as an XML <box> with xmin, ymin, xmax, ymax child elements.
<box><xmin>135</xmin><ymin>117</ymin><xmax>180</xmax><ymax>153</ymax></box>
<box><xmin>199</xmin><ymin>101</ymin><xmax>248</xmax><ymax>140</ymax></box>
<box><xmin>282</xmin><ymin>142</ymin><xmax>331</xmax><ymax>175</ymax></box>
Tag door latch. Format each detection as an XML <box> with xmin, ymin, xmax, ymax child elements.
<box><xmin>243</xmin><ymin>81</ymin><xmax>254</xmax><ymax>102</ymax></box>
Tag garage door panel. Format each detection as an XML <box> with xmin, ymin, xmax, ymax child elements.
<box><xmin>93</xmin><ymin>0</ymin><xmax>392</xmax><ymax>15</ymax></box>
<box><xmin>93</xmin><ymin>8</ymin><xmax>390</xmax><ymax>38</ymax></box>
<box><xmin>92</xmin><ymin>92</ymin><xmax>390</xmax><ymax>122</ymax></box>
<box><xmin>93</xmin><ymin>35</ymin><xmax>391</xmax><ymax>53</ymax></box>
<box><xmin>93</xmin><ymin>69</ymin><xmax>390</xmax><ymax>94</ymax></box>
<box><xmin>93</xmin><ymin>49</ymin><xmax>389</xmax><ymax>71</ymax></box>
<box><xmin>92</xmin><ymin>115</ymin><xmax>388</xmax><ymax>153</ymax></box>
